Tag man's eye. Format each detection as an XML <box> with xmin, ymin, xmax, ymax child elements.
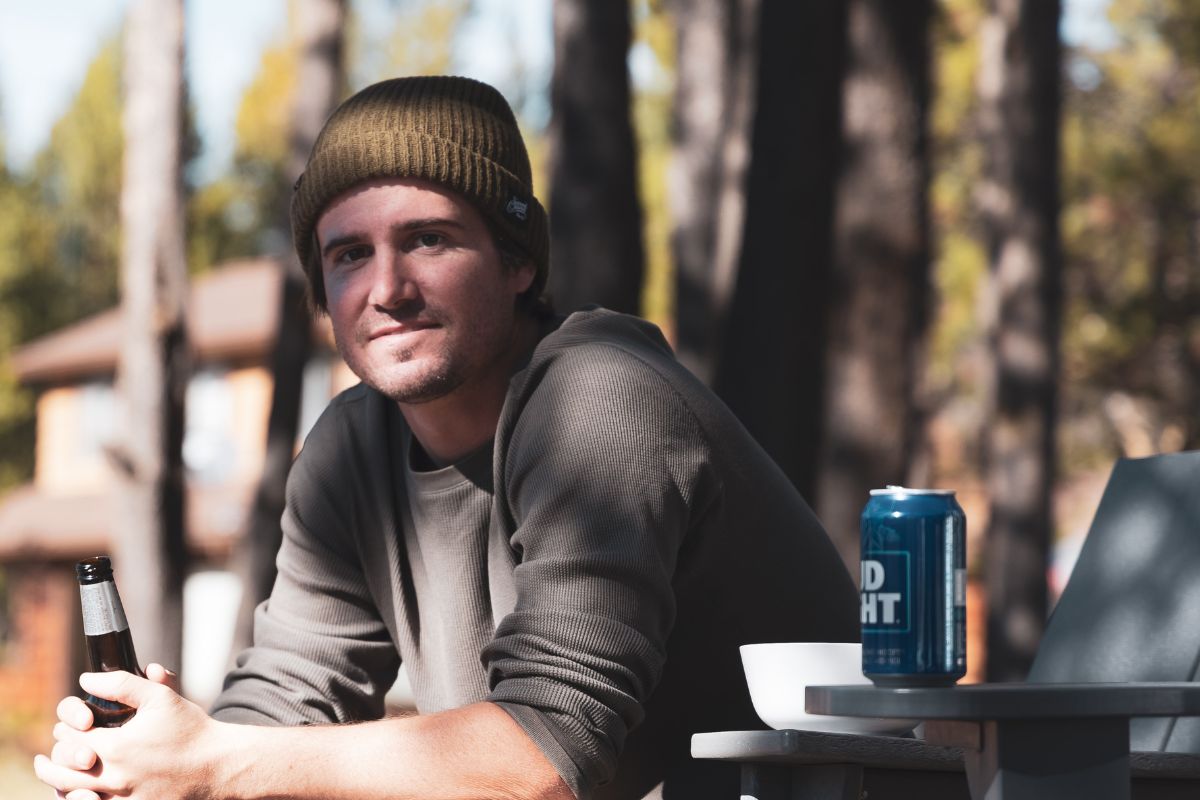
<box><xmin>336</xmin><ymin>245</ymin><xmax>370</xmax><ymax>264</ymax></box>
<box><xmin>414</xmin><ymin>233</ymin><xmax>445</xmax><ymax>249</ymax></box>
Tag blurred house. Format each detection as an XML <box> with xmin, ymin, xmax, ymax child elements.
<box><xmin>0</xmin><ymin>258</ymin><xmax>357</xmax><ymax>735</ymax></box>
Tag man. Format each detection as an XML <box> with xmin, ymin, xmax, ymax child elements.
<box><xmin>37</xmin><ymin>76</ymin><xmax>858</xmax><ymax>800</ymax></box>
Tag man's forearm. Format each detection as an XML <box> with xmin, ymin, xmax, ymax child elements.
<box><xmin>214</xmin><ymin>701</ymin><xmax>573</xmax><ymax>800</ymax></box>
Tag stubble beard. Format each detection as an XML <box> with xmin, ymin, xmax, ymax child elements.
<box><xmin>340</xmin><ymin>333</ymin><xmax>466</xmax><ymax>405</ymax></box>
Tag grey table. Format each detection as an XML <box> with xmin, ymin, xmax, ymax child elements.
<box><xmin>810</xmin><ymin>682</ymin><xmax>1200</xmax><ymax>799</ymax></box>
<box><xmin>691</xmin><ymin>683</ymin><xmax>1200</xmax><ymax>800</ymax></box>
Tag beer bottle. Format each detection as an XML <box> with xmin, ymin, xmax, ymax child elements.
<box><xmin>75</xmin><ymin>556</ymin><xmax>144</xmax><ymax>727</ymax></box>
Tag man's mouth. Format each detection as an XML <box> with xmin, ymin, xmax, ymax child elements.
<box><xmin>368</xmin><ymin>320</ymin><xmax>439</xmax><ymax>341</ymax></box>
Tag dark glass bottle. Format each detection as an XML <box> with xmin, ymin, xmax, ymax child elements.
<box><xmin>75</xmin><ymin>556</ymin><xmax>144</xmax><ymax>727</ymax></box>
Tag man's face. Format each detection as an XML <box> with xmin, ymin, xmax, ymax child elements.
<box><xmin>316</xmin><ymin>177</ymin><xmax>535</xmax><ymax>405</ymax></box>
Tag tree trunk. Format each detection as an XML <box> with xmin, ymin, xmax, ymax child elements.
<box><xmin>711</xmin><ymin>0</ymin><xmax>848</xmax><ymax>505</ymax></box>
<box><xmin>547</xmin><ymin>0</ymin><xmax>645</xmax><ymax>315</ymax></box>
<box><xmin>977</xmin><ymin>0</ymin><xmax>1062</xmax><ymax>682</ymax></box>
<box><xmin>230</xmin><ymin>0</ymin><xmax>346</xmax><ymax>659</ymax></box>
<box><xmin>816</xmin><ymin>0</ymin><xmax>933</xmax><ymax>576</ymax></box>
<box><xmin>114</xmin><ymin>0</ymin><xmax>188</xmax><ymax>670</ymax></box>
<box><xmin>668</xmin><ymin>0</ymin><xmax>759</xmax><ymax>384</ymax></box>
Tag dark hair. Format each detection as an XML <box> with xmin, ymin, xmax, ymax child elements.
<box><xmin>492</xmin><ymin>229</ymin><xmax>556</xmax><ymax>320</ymax></box>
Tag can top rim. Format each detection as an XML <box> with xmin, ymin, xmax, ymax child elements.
<box><xmin>869</xmin><ymin>485</ymin><xmax>956</xmax><ymax>497</ymax></box>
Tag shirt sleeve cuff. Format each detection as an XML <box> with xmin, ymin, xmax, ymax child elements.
<box><xmin>493</xmin><ymin>701</ymin><xmax>588</xmax><ymax>800</ymax></box>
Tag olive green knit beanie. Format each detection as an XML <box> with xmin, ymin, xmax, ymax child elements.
<box><xmin>291</xmin><ymin>75</ymin><xmax>549</xmax><ymax>311</ymax></box>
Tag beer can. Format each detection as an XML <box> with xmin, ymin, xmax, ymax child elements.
<box><xmin>860</xmin><ymin>486</ymin><xmax>966</xmax><ymax>686</ymax></box>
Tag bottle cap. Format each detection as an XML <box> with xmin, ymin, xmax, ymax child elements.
<box><xmin>75</xmin><ymin>556</ymin><xmax>114</xmax><ymax>584</ymax></box>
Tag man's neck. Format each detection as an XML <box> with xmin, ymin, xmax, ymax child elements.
<box><xmin>399</xmin><ymin>315</ymin><xmax>540</xmax><ymax>468</ymax></box>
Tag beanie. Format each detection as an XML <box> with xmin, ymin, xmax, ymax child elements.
<box><xmin>291</xmin><ymin>75</ymin><xmax>549</xmax><ymax>311</ymax></box>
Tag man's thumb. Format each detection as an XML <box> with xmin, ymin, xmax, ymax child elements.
<box><xmin>79</xmin><ymin>670</ymin><xmax>158</xmax><ymax>708</ymax></box>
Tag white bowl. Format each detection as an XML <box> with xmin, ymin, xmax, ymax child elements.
<box><xmin>740</xmin><ymin>642</ymin><xmax>915</xmax><ymax>735</ymax></box>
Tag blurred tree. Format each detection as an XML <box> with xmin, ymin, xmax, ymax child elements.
<box><xmin>547</xmin><ymin>0</ymin><xmax>645</xmax><ymax>314</ymax></box>
<box><xmin>632</xmin><ymin>0</ymin><xmax>675</xmax><ymax>331</ymax></box>
<box><xmin>190</xmin><ymin>18</ymin><xmax>300</xmax><ymax>270</ymax></box>
<box><xmin>1060</xmin><ymin>0</ymin><xmax>1200</xmax><ymax>462</ymax></box>
<box><xmin>977</xmin><ymin>0</ymin><xmax>1062</xmax><ymax>682</ymax></box>
<box><xmin>667</xmin><ymin>0</ymin><xmax>758</xmax><ymax>383</ymax></box>
<box><xmin>30</xmin><ymin>38</ymin><xmax>124</xmax><ymax>326</ymax></box>
<box><xmin>709</xmin><ymin>0</ymin><xmax>848</xmax><ymax>505</ymax></box>
<box><xmin>0</xmin><ymin>176</ymin><xmax>49</xmax><ymax>491</ymax></box>
<box><xmin>230</xmin><ymin>0</ymin><xmax>348</xmax><ymax>657</ymax></box>
<box><xmin>0</xmin><ymin>135</ymin><xmax>44</xmax><ymax>491</ymax></box>
<box><xmin>113</xmin><ymin>0</ymin><xmax>189</xmax><ymax>669</ymax></box>
<box><xmin>816</xmin><ymin>0</ymin><xmax>933</xmax><ymax>574</ymax></box>
<box><xmin>921</xmin><ymin>0</ymin><xmax>990</xmax><ymax>490</ymax></box>
<box><xmin>0</xmin><ymin>40</ymin><xmax>127</xmax><ymax>494</ymax></box>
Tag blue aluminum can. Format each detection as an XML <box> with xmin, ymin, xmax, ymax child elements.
<box><xmin>861</xmin><ymin>486</ymin><xmax>966</xmax><ymax>686</ymax></box>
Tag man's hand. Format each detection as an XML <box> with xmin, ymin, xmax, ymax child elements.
<box><xmin>34</xmin><ymin>664</ymin><xmax>216</xmax><ymax>800</ymax></box>
<box><xmin>38</xmin><ymin>674</ymin><xmax>573</xmax><ymax>800</ymax></box>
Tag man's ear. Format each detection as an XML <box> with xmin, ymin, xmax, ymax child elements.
<box><xmin>510</xmin><ymin>259</ymin><xmax>537</xmax><ymax>296</ymax></box>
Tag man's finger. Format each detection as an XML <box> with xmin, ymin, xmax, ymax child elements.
<box><xmin>78</xmin><ymin>670</ymin><xmax>160</xmax><ymax>709</ymax></box>
<box><xmin>53</xmin><ymin>721</ymin><xmax>87</xmax><ymax>744</ymax></box>
<box><xmin>64</xmin><ymin>790</ymin><xmax>102</xmax><ymax>800</ymax></box>
<box><xmin>56</xmin><ymin>695</ymin><xmax>93</xmax><ymax>731</ymax></box>
<box><xmin>32</xmin><ymin>754</ymin><xmax>103</xmax><ymax>795</ymax></box>
<box><xmin>51</xmin><ymin>739</ymin><xmax>97</xmax><ymax>770</ymax></box>
<box><xmin>145</xmin><ymin>661</ymin><xmax>181</xmax><ymax>693</ymax></box>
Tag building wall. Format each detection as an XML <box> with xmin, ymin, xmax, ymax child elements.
<box><xmin>32</xmin><ymin>365</ymin><xmax>277</xmax><ymax>496</ymax></box>
<box><xmin>0</xmin><ymin>561</ymin><xmax>77</xmax><ymax>750</ymax></box>
<box><xmin>35</xmin><ymin>386</ymin><xmax>113</xmax><ymax>494</ymax></box>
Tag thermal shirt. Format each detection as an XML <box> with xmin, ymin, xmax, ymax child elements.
<box><xmin>210</xmin><ymin>308</ymin><xmax>860</xmax><ymax>799</ymax></box>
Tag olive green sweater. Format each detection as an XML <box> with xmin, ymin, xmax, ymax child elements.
<box><xmin>211</xmin><ymin>309</ymin><xmax>858</xmax><ymax>799</ymax></box>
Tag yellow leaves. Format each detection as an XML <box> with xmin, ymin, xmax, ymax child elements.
<box><xmin>633</xmin><ymin>0</ymin><xmax>674</xmax><ymax>329</ymax></box>
<box><xmin>932</xmin><ymin>0</ymin><xmax>983</xmax><ymax>144</ymax></box>
<box><xmin>234</xmin><ymin>43</ymin><xmax>297</xmax><ymax>168</ymax></box>
<box><xmin>634</xmin><ymin>0</ymin><xmax>675</xmax><ymax>83</ymax></box>
<box><xmin>36</xmin><ymin>37</ymin><xmax>123</xmax><ymax>214</ymax></box>
<box><xmin>928</xmin><ymin>230</ymin><xmax>986</xmax><ymax>390</ymax></box>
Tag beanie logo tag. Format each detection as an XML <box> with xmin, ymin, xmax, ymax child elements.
<box><xmin>505</xmin><ymin>195</ymin><xmax>529</xmax><ymax>223</ymax></box>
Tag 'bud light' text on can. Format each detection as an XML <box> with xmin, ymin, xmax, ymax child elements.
<box><xmin>861</xmin><ymin>487</ymin><xmax>966</xmax><ymax>686</ymax></box>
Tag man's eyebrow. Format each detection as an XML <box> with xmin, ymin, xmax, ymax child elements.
<box><xmin>320</xmin><ymin>218</ymin><xmax>466</xmax><ymax>259</ymax></box>
<box><xmin>322</xmin><ymin>233</ymin><xmax>364</xmax><ymax>259</ymax></box>
<box><xmin>396</xmin><ymin>217</ymin><xmax>465</xmax><ymax>233</ymax></box>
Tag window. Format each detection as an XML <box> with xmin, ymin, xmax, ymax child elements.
<box><xmin>76</xmin><ymin>381</ymin><xmax>116</xmax><ymax>462</ymax></box>
<box><xmin>183</xmin><ymin>368</ymin><xmax>235</xmax><ymax>484</ymax></box>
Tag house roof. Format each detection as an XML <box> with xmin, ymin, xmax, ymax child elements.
<box><xmin>0</xmin><ymin>482</ymin><xmax>252</xmax><ymax>560</ymax></box>
<box><xmin>10</xmin><ymin>258</ymin><xmax>332</xmax><ymax>384</ymax></box>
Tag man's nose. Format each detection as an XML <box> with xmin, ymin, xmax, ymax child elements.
<box><xmin>367</xmin><ymin>254</ymin><xmax>418</xmax><ymax>309</ymax></box>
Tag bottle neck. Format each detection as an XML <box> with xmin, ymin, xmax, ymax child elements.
<box><xmin>79</xmin><ymin>580</ymin><xmax>130</xmax><ymax>636</ymax></box>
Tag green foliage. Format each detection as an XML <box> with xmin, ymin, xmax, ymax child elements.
<box><xmin>922</xmin><ymin>0</ymin><xmax>989</xmax><ymax>473</ymax></box>
<box><xmin>187</xmin><ymin>175</ymin><xmax>269</xmax><ymax>271</ymax></box>
<box><xmin>927</xmin><ymin>0</ymin><xmax>1200</xmax><ymax>471</ymax></box>
<box><xmin>1060</xmin><ymin>0</ymin><xmax>1200</xmax><ymax>456</ymax></box>
<box><xmin>0</xmin><ymin>39</ymin><xmax>127</xmax><ymax>492</ymax></box>
<box><xmin>30</xmin><ymin>37</ymin><xmax>124</xmax><ymax>325</ymax></box>
<box><xmin>189</xmin><ymin>25</ymin><xmax>300</xmax><ymax>269</ymax></box>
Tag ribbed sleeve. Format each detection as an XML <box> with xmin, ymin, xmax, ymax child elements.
<box><xmin>211</xmin><ymin>388</ymin><xmax>401</xmax><ymax>725</ymax></box>
<box><xmin>484</xmin><ymin>337</ymin><xmax>715</xmax><ymax>796</ymax></box>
